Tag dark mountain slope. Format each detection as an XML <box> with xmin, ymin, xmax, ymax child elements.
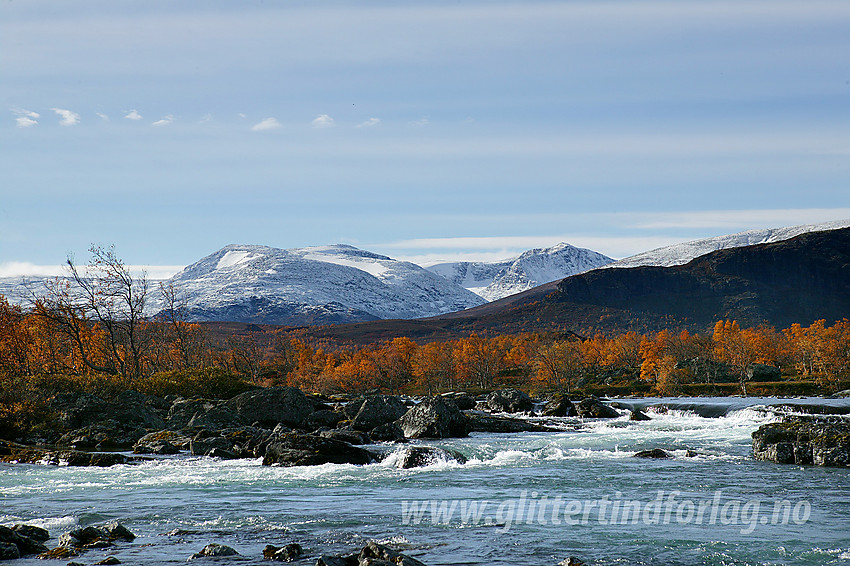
<box><xmin>288</xmin><ymin>227</ymin><xmax>850</xmax><ymax>344</ymax></box>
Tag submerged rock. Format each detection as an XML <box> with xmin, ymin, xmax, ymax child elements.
<box><xmin>396</xmin><ymin>397</ymin><xmax>469</xmax><ymax>439</ymax></box>
<box><xmin>634</xmin><ymin>448</ymin><xmax>670</xmax><ymax>459</ymax></box>
<box><xmin>752</xmin><ymin>421</ymin><xmax>850</xmax><ymax>466</ymax></box>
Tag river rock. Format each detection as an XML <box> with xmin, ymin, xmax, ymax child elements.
<box><xmin>397</xmin><ymin>446</ymin><xmax>467</xmax><ymax>469</ymax></box>
<box><xmin>0</xmin><ymin>441</ymin><xmax>131</xmax><ymax>467</ymax></box>
<box><xmin>263</xmin><ymin>542</ymin><xmax>302</xmax><ymax>561</ymax></box>
<box><xmin>190</xmin><ymin>431</ymin><xmax>234</xmax><ymax>456</ymax></box>
<box><xmin>576</xmin><ymin>396</ymin><xmax>620</xmax><ymax>419</ymax></box>
<box><xmin>12</xmin><ymin>525</ymin><xmax>49</xmax><ymax>543</ymax></box>
<box><xmin>0</xmin><ymin>525</ymin><xmax>49</xmax><ymax>556</ymax></box>
<box><xmin>318</xmin><ymin>429</ymin><xmax>372</xmax><ymax>446</ymax></box>
<box><xmin>133</xmin><ymin>430</ymin><xmax>190</xmax><ymax>454</ymax></box>
<box><xmin>358</xmin><ymin>541</ymin><xmax>426</xmax><ymax>566</ymax></box>
<box><xmin>440</xmin><ymin>393</ymin><xmax>476</xmax><ymax>410</ymax></box>
<box><xmin>630</xmin><ymin>410</ymin><xmax>651</xmax><ymax>421</ymax></box>
<box><xmin>369</xmin><ymin>422</ymin><xmax>405</xmax><ymax>442</ymax></box>
<box><xmin>0</xmin><ymin>541</ymin><xmax>20</xmax><ymax>559</ymax></box>
<box><xmin>96</xmin><ymin>557</ymin><xmax>121</xmax><ymax>565</ymax></box>
<box><xmin>542</xmin><ymin>394</ymin><xmax>577</xmax><ymax>417</ymax></box>
<box><xmin>56</xmin><ymin>420</ymin><xmax>148</xmax><ymax>451</ymax></box>
<box><xmin>316</xmin><ymin>555</ymin><xmax>358</xmax><ymax>566</ymax></box>
<box><xmin>752</xmin><ymin>421</ymin><xmax>850</xmax><ymax>466</ymax></box>
<box><xmin>352</xmin><ymin>395</ymin><xmax>408</xmax><ymax>432</ymax></box>
<box><xmin>634</xmin><ymin>448</ymin><xmax>670</xmax><ymax>458</ymax></box>
<box><xmin>189</xmin><ymin>543</ymin><xmax>239</xmax><ymax>559</ymax></box>
<box><xmin>465</xmin><ymin>413</ymin><xmax>562</xmax><ymax>433</ymax></box>
<box><xmin>306</xmin><ymin>410</ymin><xmax>346</xmax><ymax>430</ymax></box>
<box><xmin>396</xmin><ymin>397</ymin><xmax>469</xmax><ymax>439</ymax></box>
<box><xmin>480</xmin><ymin>388</ymin><xmax>534</xmax><ymax>414</ymax></box>
<box><xmin>224</xmin><ymin>387</ymin><xmax>314</xmax><ymax>428</ymax></box>
<box><xmin>262</xmin><ymin>432</ymin><xmax>375</xmax><ymax>467</ymax></box>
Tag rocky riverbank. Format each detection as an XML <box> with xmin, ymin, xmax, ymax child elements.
<box><xmin>0</xmin><ymin>387</ymin><xmax>612</xmax><ymax>469</ymax></box>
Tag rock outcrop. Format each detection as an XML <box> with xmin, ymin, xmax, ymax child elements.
<box><xmin>396</xmin><ymin>398</ymin><xmax>469</xmax><ymax>439</ymax></box>
<box><xmin>752</xmin><ymin>421</ymin><xmax>850</xmax><ymax>466</ymax></box>
<box><xmin>223</xmin><ymin>387</ymin><xmax>314</xmax><ymax>428</ymax></box>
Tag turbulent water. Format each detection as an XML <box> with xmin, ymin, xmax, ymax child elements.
<box><xmin>2</xmin><ymin>398</ymin><xmax>849</xmax><ymax>565</ymax></box>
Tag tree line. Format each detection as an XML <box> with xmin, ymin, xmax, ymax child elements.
<box><xmin>1</xmin><ymin>246</ymin><xmax>849</xmax><ymax>397</ymax></box>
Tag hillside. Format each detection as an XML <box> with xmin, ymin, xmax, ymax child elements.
<box><xmin>293</xmin><ymin>227</ymin><xmax>850</xmax><ymax>344</ymax></box>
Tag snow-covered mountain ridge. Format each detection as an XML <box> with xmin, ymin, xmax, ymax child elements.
<box><xmin>150</xmin><ymin>243</ymin><xmax>486</xmax><ymax>325</ymax></box>
<box><xmin>607</xmin><ymin>219</ymin><xmax>850</xmax><ymax>269</ymax></box>
<box><xmin>427</xmin><ymin>242</ymin><xmax>614</xmax><ymax>301</ymax></box>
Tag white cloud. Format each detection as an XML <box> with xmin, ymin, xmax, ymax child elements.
<box><xmin>311</xmin><ymin>114</ymin><xmax>334</xmax><ymax>128</ymax></box>
<box><xmin>96</xmin><ymin>112</ymin><xmax>109</xmax><ymax>121</ymax></box>
<box><xmin>15</xmin><ymin>116</ymin><xmax>38</xmax><ymax>128</ymax></box>
<box><xmin>251</xmin><ymin>117</ymin><xmax>281</xmax><ymax>131</ymax></box>
<box><xmin>238</xmin><ymin>113</ymin><xmax>247</xmax><ymax>118</ymax></box>
<box><xmin>152</xmin><ymin>114</ymin><xmax>174</xmax><ymax>127</ymax></box>
<box><xmin>412</xmin><ymin>116</ymin><xmax>430</xmax><ymax>126</ymax></box>
<box><xmin>0</xmin><ymin>262</ymin><xmax>185</xmax><ymax>279</ymax></box>
<box><xmin>51</xmin><ymin>107</ymin><xmax>80</xmax><ymax>126</ymax></box>
<box><xmin>124</xmin><ymin>109</ymin><xmax>143</xmax><ymax>120</ymax></box>
<box><xmin>356</xmin><ymin>117</ymin><xmax>380</xmax><ymax>128</ymax></box>
<box><xmin>621</xmin><ymin>209</ymin><xmax>850</xmax><ymax>230</ymax></box>
<box><xmin>200</xmin><ymin>114</ymin><xmax>212</xmax><ymax>123</ymax></box>
<box><xmin>11</xmin><ymin>108</ymin><xmax>39</xmax><ymax>128</ymax></box>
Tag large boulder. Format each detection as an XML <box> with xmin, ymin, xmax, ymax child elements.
<box><xmin>262</xmin><ymin>432</ymin><xmax>376</xmax><ymax>467</ymax></box>
<box><xmin>263</xmin><ymin>543</ymin><xmax>303</xmax><ymax>562</ymax></box>
<box><xmin>351</xmin><ymin>395</ymin><xmax>408</xmax><ymax>431</ymax></box>
<box><xmin>576</xmin><ymin>396</ymin><xmax>620</xmax><ymax>419</ymax></box>
<box><xmin>223</xmin><ymin>387</ymin><xmax>314</xmax><ymax>428</ymax></box>
<box><xmin>752</xmin><ymin>421</ymin><xmax>850</xmax><ymax>466</ymax></box>
<box><xmin>396</xmin><ymin>446</ymin><xmax>467</xmax><ymax>469</ymax></box>
<box><xmin>480</xmin><ymin>389</ymin><xmax>534</xmax><ymax>414</ymax></box>
<box><xmin>541</xmin><ymin>394</ymin><xmax>577</xmax><ymax>417</ymax></box>
<box><xmin>396</xmin><ymin>398</ymin><xmax>469</xmax><ymax>439</ymax></box>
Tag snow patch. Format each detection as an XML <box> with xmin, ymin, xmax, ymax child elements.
<box><xmin>216</xmin><ymin>251</ymin><xmax>261</xmax><ymax>270</ymax></box>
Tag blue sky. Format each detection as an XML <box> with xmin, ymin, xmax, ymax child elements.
<box><xmin>1</xmin><ymin>0</ymin><xmax>848</xmax><ymax>277</ymax></box>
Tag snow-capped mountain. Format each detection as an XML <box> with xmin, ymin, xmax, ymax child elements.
<box><xmin>607</xmin><ymin>219</ymin><xmax>850</xmax><ymax>269</ymax></box>
<box><xmin>151</xmin><ymin>244</ymin><xmax>486</xmax><ymax>325</ymax></box>
<box><xmin>427</xmin><ymin>243</ymin><xmax>614</xmax><ymax>302</ymax></box>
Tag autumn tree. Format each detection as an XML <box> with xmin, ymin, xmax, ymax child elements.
<box><xmin>35</xmin><ymin>245</ymin><xmax>151</xmax><ymax>378</ymax></box>
<box><xmin>533</xmin><ymin>338</ymin><xmax>583</xmax><ymax>393</ymax></box>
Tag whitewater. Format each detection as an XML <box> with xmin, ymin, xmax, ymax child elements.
<box><xmin>2</xmin><ymin>398</ymin><xmax>849</xmax><ymax>565</ymax></box>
